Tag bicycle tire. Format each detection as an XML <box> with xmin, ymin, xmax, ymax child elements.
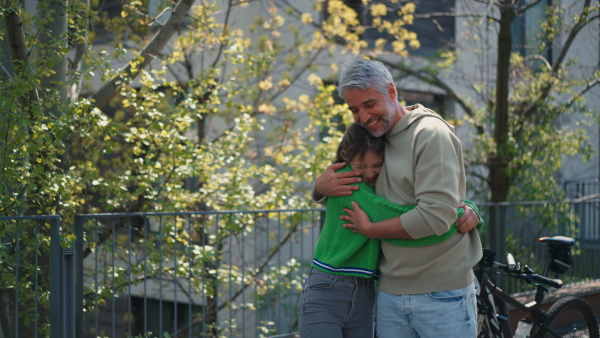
<box><xmin>479</xmin><ymin>294</ymin><xmax>512</xmax><ymax>338</ymax></box>
<box><xmin>530</xmin><ymin>296</ymin><xmax>600</xmax><ymax>338</ymax></box>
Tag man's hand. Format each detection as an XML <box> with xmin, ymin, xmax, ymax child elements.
<box><xmin>455</xmin><ymin>202</ymin><xmax>480</xmax><ymax>233</ymax></box>
<box><xmin>315</xmin><ymin>162</ymin><xmax>362</xmax><ymax>197</ymax></box>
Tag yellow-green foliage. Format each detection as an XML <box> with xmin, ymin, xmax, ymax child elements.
<box><xmin>0</xmin><ymin>1</ymin><xmax>420</xmax><ymax>334</ymax></box>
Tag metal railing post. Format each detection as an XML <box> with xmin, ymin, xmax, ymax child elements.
<box><xmin>63</xmin><ymin>242</ymin><xmax>75</xmax><ymax>338</ymax></box>
<box><xmin>489</xmin><ymin>203</ymin><xmax>507</xmax><ymax>290</ymax></box>
<box><xmin>74</xmin><ymin>215</ymin><xmax>84</xmax><ymax>338</ymax></box>
<box><xmin>319</xmin><ymin>209</ymin><xmax>326</xmax><ymax>232</ymax></box>
<box><xmin>490</xmin><ymin>203</ymin><xmax>506</xmax><ymax>258</ymax></box>
<box><xmin>50</xmin><ymin>216</ymin><xmax>63</xmax><ymax>338</ymax></box>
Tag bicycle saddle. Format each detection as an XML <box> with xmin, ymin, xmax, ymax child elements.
<box><xmin>538</xmin><ymin>236</ymin><xmax>576</xmax><ymax>248</ymax></box>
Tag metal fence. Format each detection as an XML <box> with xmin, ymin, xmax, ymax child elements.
<box><xmin>564</xmin><ymin>178</ymin><xmax>600</xmax><ymax>200</ymax></box>
<box><xmin>0</xmin><ymin>215</ymin><xmax>63</xmax><ymax>338</ymax></box>
<box><xmin>72</xmin><ymin>210</ymin><xmax>324</xmax><ymax>338</ymax></box>
<box><xmin>479</xmin><ymin>201</ymin><xmax>600</xmax><ymax>293</ymax></box>
<box><xmin>1</xmin><ymin>201</ymin><xmax>599</xmax><ymax>337</ymax></box>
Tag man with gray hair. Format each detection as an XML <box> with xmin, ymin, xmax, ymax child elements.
<box><xmin>313</xmin><ymin>56</ymin><xmax>482</xmax><ymax>337</ymax></box>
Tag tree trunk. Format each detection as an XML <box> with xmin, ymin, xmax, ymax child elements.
<box><xmin>490</xmin><ymin>0</ymin><xmax>514</xmax><ymax>203</ymax></box>
<box><xmin>38</xmin><ymin>0</ymin><xmax>68</xmax><ymax>109</ymax></box>
<box><xmin>4</xmin><ymin>5</ymin><xmax>41</xmax><ymax>106</ymax></box>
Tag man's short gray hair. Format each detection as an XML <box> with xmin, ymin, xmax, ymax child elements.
<box><xmin>336</xmin><ymin>56</ymin><xmax>394</xmax><ymax>101</ymax></box>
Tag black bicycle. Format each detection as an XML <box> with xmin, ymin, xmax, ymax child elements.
<box><xmin>475</xmin><ymin>235</ymin><xmax>600</xmax><ymax>338</ymax></box>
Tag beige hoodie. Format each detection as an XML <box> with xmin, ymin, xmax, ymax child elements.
<box><xmin>375</xmin><ymin>104</ymin><xmax>482</xmax><ymax>295</ymax></box>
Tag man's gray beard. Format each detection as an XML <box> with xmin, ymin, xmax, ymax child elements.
<box><xmin>365</xmin><ymin>119</ymin><xmax>390</xmax><ymax>137</ymax></box>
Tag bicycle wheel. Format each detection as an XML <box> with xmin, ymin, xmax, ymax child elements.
<box><xmin>479</xmin><ymin>294</ymin><xmax>512</xmax><ymax>338</ymax></box>
<box><xmin>530</xmin><ymin>296</ymin><xmax>600</xmax><ymax>338</ymax></box>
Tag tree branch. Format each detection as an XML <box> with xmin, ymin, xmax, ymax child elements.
<box><xmin>68</xmin><ymin>0</ymin><xmax>91</xmax><ymax>102</ymax></box>
<box><xmin>517</xmin><ymin>0</ymin><xmax>597</xmax><ymax>133</ymax></box>
<box><xmin>91</xmin><ymin>0</ymin><xmax>195</xmax><ymax>111</ymax></box>
<box><xmin>267</xmin><ymin>47</ymin><xmax>325</xmax><ymax>103</ymax></box>
<box><xmin>4</xmin><ymin>8</ymin><xmax>29</xmax><ymax>70</ymax></box>
<box><xmin>217</xmin><ymin>217</ymin><xmax>304</xmax><ymax>313</ymax></box>
<box><xmin>568</xmin><ymin>76</ymin><xmax>600</xmax><ymax>105</ymax></box>
<box><xmin>523</xmin><ymin>54</ymin><xmax>552</xmax><ymax>71</ymax></box>
<box><xmin>515</xmin><ymin>0</ymin><xmax>546</xmax><ymax>16</ymax></box>
<box><xmin>82</xmin><ymin>194</ymin><xmax>147</xmax><ymax>259</ymax></box>
<box><xmin>211</xmin><ymin>0</ymin><xmax>234</xmax><ymax>69</ymax></box>
<box><xmin>413</xmin><ymin>11</ymin><xmax>498</xmax><ymax>22</ymax></box>
<box><xmin>4</xmin><ymin>6</ymin><xmax>40</xmax><ymax>102</ymax></box>
<box><xmin>552</xmin><ymin>0</ymin><xmax>595</xmax><ymax>73</ymax></box>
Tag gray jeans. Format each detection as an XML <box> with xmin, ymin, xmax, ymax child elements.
<box><xmin>297</xmin><ymin>268</ymin><xmax>376</xmax><ymax>338</ymax></box>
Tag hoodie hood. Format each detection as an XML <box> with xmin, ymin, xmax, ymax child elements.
<box><xmin>388</xmin><ymin>104</ymin><xmax>455</xmax><ymax>137</ymax></box>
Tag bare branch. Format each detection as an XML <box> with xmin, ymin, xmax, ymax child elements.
<box><xmin>267</xmin><ymin>47</ymin><xmax>326</xmax><ymax>103</ymax></box>
<box><xmin>553</xmin><ymin>1</ymin><xmax>598</xmax><ymax>72</ymax></box>
<box><xmin>515</xmin><ymin>0</ymin><xmax>546</xmax><ymax>16</ymax></box>
<box><xmin>472</xmin><ymin>0</ymin><xmax>501</xmax><ymax>25</ymax></box>
<box><xmin>518</xmin><ymin>0</ymin><xmax>597</xmax><ymax>123</ymax></box>
<box><xmin>568</xmin><ymin>77</ymin><xmax>600</xmax><ymax>105</ymax></box>
<box><xmin>211</xmin><ymin>0</ymin><xmax>234</xmax><ymax>69</ymax></box>
<box><xmin>413</xmin><ymin>11</ymin><xmax>499</xmax><ymax>22</ymax></box>
<box><xmin>0</xmin><ymin>63</ymin><xmax>11</xmax><ymax>80</ymax></box>
<box><xmin>523</xmin><ymin>55</ymin><xmax>552</xmax><ymax>71</ymax></box>
<box><xmin>217</xmin><ymin>216</ymin><xmax>307</xmax><ymax>311</ymax></box>
<box><xmin>574</xmin><ymin>193</ymin><xmax>600</xmax><ymax>202</ymax></box>
<box><xmin>82</xmin><ymin>195</ymin><xmax>147</xmax><ymax>259</ymax></box>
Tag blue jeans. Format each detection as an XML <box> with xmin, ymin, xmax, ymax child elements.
<box><xmin>297</xmin><ymin>269</ymin><xmax>376</xmax><ymax>338</ymax></box>
<box><xmin>376</xmin><ymin>282</ymin><xmax>477</xmax><ymax>338</ymax></box>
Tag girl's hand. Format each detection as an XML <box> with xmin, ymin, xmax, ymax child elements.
<box><xmin>341</xmin><ymin>201</ymin><xmax>376</xmax><ymax>238</ymax></box>
<box><xmin>455</xmin><ymin>202</ymin><xmax>480</xmax><ymax>233</ymax></box>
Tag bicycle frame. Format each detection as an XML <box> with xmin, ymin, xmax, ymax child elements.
<box><xmin>481</xmin><ymin>276</ymin><xmax>544</xmax><ymax>315</ymax></box>
<box><xmin>477</xmin><ymin>236</ymin><xmax>580</xmax><ymax>338</ymax></box>
<box><xmin>480</xmin><ymin>275</ymin><xmax>564</xmax><ymax>338</ymax></box>
<box><xmin>477</xmin><ymin>237</ymin><xmax>600</xmax><ymax>338</ymax></box>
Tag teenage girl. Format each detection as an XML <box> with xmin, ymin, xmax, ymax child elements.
<box><xmin>297</xmin><ymin>123</ymin><xmax>482</xmax><ymax>338</ymax></box>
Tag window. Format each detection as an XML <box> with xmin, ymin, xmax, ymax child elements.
<box><xmin>511</xmin><ymin>0</ymin><xmax>552</xmax><ymax>63</ymax></box>
<box><xmin>334</xmin><ymin>0</ymin><xmax>456</xmax><ymax>57</ymax></box>
<box><xmin>130</xmin><ymin>297</ymin><xmax>203</xmax><ymax>336</ymax></box>
<box><xmin>399</xmin><ymin>90</ymin><xmax>448</xmax><ymax>118</ymax></box>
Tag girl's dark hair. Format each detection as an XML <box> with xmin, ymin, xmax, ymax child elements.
<box><xmin>334</xmin><ymin>123</ymin><xmax>385</xmax><ymax>164</ymax></box>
